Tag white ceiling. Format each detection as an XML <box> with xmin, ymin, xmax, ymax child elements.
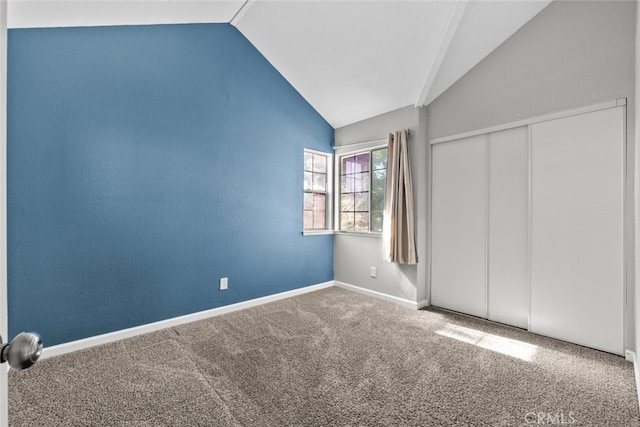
<box><xmin>6</xmin><ymin>0</ymin><xmax>551</xmax><ymax>128</ymax></box>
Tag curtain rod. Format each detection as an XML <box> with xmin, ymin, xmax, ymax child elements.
<box><xmin>333</xmin><ymin>129</ymin><xmax>413</xmax><ymax>151</ymax></box>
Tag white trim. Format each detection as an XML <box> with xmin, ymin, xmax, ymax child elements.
<box><xmin>303</xmin><ymin>148</ymin><xmax>333</xmax><ymax>232</ymax></box>
<box><xmin>334</xmin><ymin>281</ymin><xmax>418</xmax><ymax>310</ymax></box>
<box><xmin>302</xmin><ymin>230</ymin><xmax>334</xmax><ymax>236</ymax></box>
<box><xmin>303</xmin><ymin>147</ymin><xmax>332</xmax><ymax>157</ymax></box>
<box><xmin>625</xmin><ymin>350</ymin><xmax>640</xmax><ymax>413</ymax></box>
<box><xmin>622</xmin><ymin>104</ymin><xmax>628</xmax><ymax>352</ymax></box>
<box><xmin>334</xmin><ymin>144</ymin><xmax>389</xmax><ymax>234</ymax></box>
<box><xmin>334</xmin><ymin>141</ymin><xmax>388</xmax><ymax>156</ymax></box>
<box><xmin>333</xmin><ymin>130</ymin><xmax>414</xmax><ymax>154</ymax></box>
<box><xmin>527</xmin><ymin>125</ymin><xmax>533</xmax><ymax>332</ymax></box>
<box><xmin>427</xmin><ymin>135</ymin><xmax>434</xmax><ymax>314</ymax></box>
<box><xmin>41</xmin><ymin>281</ymin><xmax>426</xmax><ymax>360</ymax></box>
<box><xmin>334</xmin><ymin>230</ymin><xmax>382</xmax><ymax>239</ymax></box>
<box><xmin>42</xmin><ymin>281</ymin><xmax>334</xmax><ymax>359</ymax></box>
<box><xmin>484</xmin><ymin>134</ymin><xmax>490</xmax><ymax>320</ymax></box>
<box><xmin>333</xmin><ymin>136</ymin><xmax>389</xmax><ymax>151</ymax></box>
<box><xmin>430</xmin><ymin>99</ymin><xmax>625</xmax><ymax>145</ymax></box>
<box><xmin>414</xmin><ymin>0</ymin><xmax>468</xmax><ymax>107</ymax></box>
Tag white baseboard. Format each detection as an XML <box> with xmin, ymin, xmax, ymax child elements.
<box><xmin>417</xmin><ymin>299</ymin><xmax>429</xmax><ymax>309</ymax></box>
<box><xmin>333</xmin><ymin>281</ymin><xmax>419</xmax><ymax>310</ymax></box>
<box><xmin>625</xmin><ymin>349</ymin><xmax>640</xmax><ymax>414</ymax></box>
<box><xmin>42</xmin><ymin>281</ymin><xmax>334</xmax><ymax>359</ymax></box>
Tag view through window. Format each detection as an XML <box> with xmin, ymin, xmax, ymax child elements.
<box><xmin>339</xmin><ymin>147</ymin><xmax>387</xmax><ymax>232</ymax></box>
<box><xmin>303</xmin><ymin>150</ymin><xmax>329</xmax><ymax>230</ymax></box>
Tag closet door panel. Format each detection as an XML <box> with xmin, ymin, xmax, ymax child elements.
<box><xmin>530</xmin><ymin>107</ymin><xmax>624</xmax><ymax>354</ymax></box>
<box><xmin>431</xmin><ymin>135</ymin><xmax>487</xmax><ymax>318</ymax></box>
<box><xmin>488</xmin><ymin>127</ymin><xmax>529</xmax><ymax>329</ymax></box>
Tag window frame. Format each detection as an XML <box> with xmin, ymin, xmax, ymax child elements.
<box><xmin>302</xmin><ymin>148</ymin><xmax>333</xmax><ymax>235</ymax></box>
<box><xmin>335</xmin><ymin>144</ymin><xmax>388</xmax><ymax>235</ymax></box>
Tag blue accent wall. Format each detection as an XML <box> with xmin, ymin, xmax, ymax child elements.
<box><xmin>7</xmin><ymin>24</ymin><xmax>334</xmax><ymax>346</ymax></box>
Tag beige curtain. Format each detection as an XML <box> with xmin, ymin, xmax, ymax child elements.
<box><xmin>383</xmin><ymin>129</ymin><xmax>417</xmax><ymax>264</ymax></box>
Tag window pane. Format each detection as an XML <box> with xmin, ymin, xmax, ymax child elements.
<box><xmin>304</xmin><ymin>150</ymin><xmax>329</xmax><ymax>231</ymax></box>
<box><xmin>304</xmin><ymin>152</ymin><xmax>314</xmax><ymax>172</ymax></box>
<box><xmin>340</xmin><ymin>212</ymin><xmax>355</xmax><ymax>230</ymax></box>
<box><xmin>355</xmin><ymin>153</ymin><xmax>370</xmax><ymax>173</ymax></box>
<box><xmin>371</xmin><ymin>190</ymin><xmax>385</xmax><ymax>213</ymax></box>
<box><xmin>304</xmin><ymin>211</ymin><xmax>314</xmax><ymax>229</ymax></box>
<box><xmin>338</xmin><ymin>149</ymin><xmax>384</xmax><ymax>233</ymax></box>
<box><xmin>312</xmin><ymin>172</ymin><xmax>326</xmax><ymax>192</ymax></box>
<box><xmin>354</xmin><ymin>172</ymin><xmax>369</xmax><ymax>192</ymax></box>
<box><xmin>314</xmin><ymin>210</ymin><xmax>326</xmax><ymax>229</ymax></box>
<box><xmin>314</xmin><ymin>193</ymin><xmax>326</xmax><ymax>211</ymax></box>
<box><xmin>341</xmin><ymin>175</ymin><xmax>354</xmax><ymax>193</ymax></box>
<box><xmin>304</xmin><ymin>192</ymin><xmax>314</xmax><ymax>210</ymax></box>
<box><xmin>355</xmin><ymin>193</ymin><xmax>369</xmax><ymax>211</ymax></box>
<box><xmin>355</xmin><ymin>213</ymin><xmax>369</xmax><ymax>231</ymax></box>
<box><xmin>341</xmin><ymin>193</ymin><xmax>354</xmax><ymax>212</ymax></box>
<box><xmin>342</xmin><ymin>156</ymin><xmax>355</xmax><ymax>175</ymax></box>
<box><xmin>372</xmin><ymin>170</ymin><xmax>386</xmax><ymax>192</ymax></box>
<box><xmin>371</xmin><ymin>212</ymin><xmax>383</xmax><ymax>232</ymax></box>
<box><xmin>372</xmin><ymin>148</ymin><xmax>387</xmax><ymax>171</ymax></box>
<box><xmin>304</xmin><ymin>171</ymin><xmax>313</xmax><ymax>191</ymax></box>
<box><xmin>313</xmin><ymin>154</ymin><xmax>327</xmax><ymax>173</ymax></box>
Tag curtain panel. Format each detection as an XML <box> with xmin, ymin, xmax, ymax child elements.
<box><xmin>383</xmin><ymin>129</ymin><xmax>417</xmax><ymax>264</ymax></box>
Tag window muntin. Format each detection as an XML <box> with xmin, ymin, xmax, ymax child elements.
<box><xmin>303</xmin><ymin>151</ymin><xmax>328</xmax><ymax>230</ymax></box>
<box><xmin>339</xmin><ymin>147</ymin><xmax>387</xmax><ymax>232</ymax></box>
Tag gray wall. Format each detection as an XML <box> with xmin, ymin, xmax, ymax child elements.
<box><xmin>635</xmin><ymin>0</ymin><xmax>640</xmax><ymax>360</ymax></box>
<box><xmin>428</xmin><ymin>1</ymin><xmax>635</xmax><ymax>141</ymax></box>
<box><xmin>334</xmin><ymin>106</ymin><xmax>428</xmax><ymax>304</ymax></box>
<box><xmin>334</xmin><ymin>2</ymin><xmax>637</xmax><ymax>353</ymax></box>
<box><xmin>427</xmin><ymin>0</ymin><xmax>637</xmax><ymax>350</ymax></box>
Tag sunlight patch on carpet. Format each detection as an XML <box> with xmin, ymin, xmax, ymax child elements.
<box><xmin>436</xmin><ymin>323</ymin><xmax>538</xmax><ymax>362</ymax></box>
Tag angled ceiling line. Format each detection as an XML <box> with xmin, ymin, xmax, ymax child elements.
<box><xmin>414</xmin><ymin>0</ymin><xmax>468</xmax><ymax>108</ymax></box>
<box><xmin>5</xmin><ymin>0</ymin><xmax>549</xmax><ymax>129</ymax></box>
<box><xmin>230</xmin><ymin>0</ymin><xmax>255</xmax><ymax>27</ymax></box>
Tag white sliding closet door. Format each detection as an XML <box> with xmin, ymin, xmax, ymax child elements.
<box><xmin>488</xmin><ymin>127</ymin><xmax>529</xmax><ymax>329</ymax></box>
<box><xmin>431</xmin><ymin>135</ymin><xmax>487</xmax><ymax>318</ymax></box>
<box><xmin>530</xmin><ymin>106</ymin><xmax>624</xmax><ymax>355</ymax></box>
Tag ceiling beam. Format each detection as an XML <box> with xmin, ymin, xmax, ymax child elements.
<box><xmin>230</xmin><ymin>0</ymin><xmax>255</xmax><ymax>27</ymax></box>
<box><xmin>414</xmin><ymin>0</ymin><xmax>468</xmax><ymax>107</ymax></box>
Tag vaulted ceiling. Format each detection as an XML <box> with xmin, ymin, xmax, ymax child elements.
<box><xmin>7</xmin><ymin>0</ymin><xmax>551</xmax><ymax>128</ymax></box>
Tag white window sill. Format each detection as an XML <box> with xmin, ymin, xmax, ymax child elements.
<box><xmin>302</xmin><ymin>230</ymin><xmax>383</xmax><ymax>238</ymax></box>
<box><xmin>302</xmin><ymin>230</ymin><xmax>334</xmax><ymax>236</ymax></box>
<box><xmin>334</xmin><ymin>230</ymin><xmax>382</xmax><ymax>238</ymax></box>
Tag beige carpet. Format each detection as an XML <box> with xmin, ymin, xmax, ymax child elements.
<box><xmin>9</xmin><ymin>286</ymin><xmax>640</xmax><ymax>426</ymax></box>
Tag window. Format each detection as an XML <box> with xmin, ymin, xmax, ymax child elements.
<box><xmin>339</xmin><ymin>147</ymin><xmax>387</xmax><ymax>232</ymax></box>
<box><xmin>303</xmin><ymin>150</ymin><xmax>330</xmax><ymax>230</ymax></box>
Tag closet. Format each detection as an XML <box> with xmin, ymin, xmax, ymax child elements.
<box><xmin>430</xmin><ymin>101</ymin><xmax>625</xmax><ymax>355</ymax></box>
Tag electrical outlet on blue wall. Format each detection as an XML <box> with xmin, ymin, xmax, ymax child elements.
<box><xmin>7</xmin><ymin>23</ymin><xmax>334</xmax><ymax>346</ymax></box>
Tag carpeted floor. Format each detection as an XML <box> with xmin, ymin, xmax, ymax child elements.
<box><xmin>9</xmin><ymin>286</ymin><xmax>640</xmax><ymax>426</ymax></box>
